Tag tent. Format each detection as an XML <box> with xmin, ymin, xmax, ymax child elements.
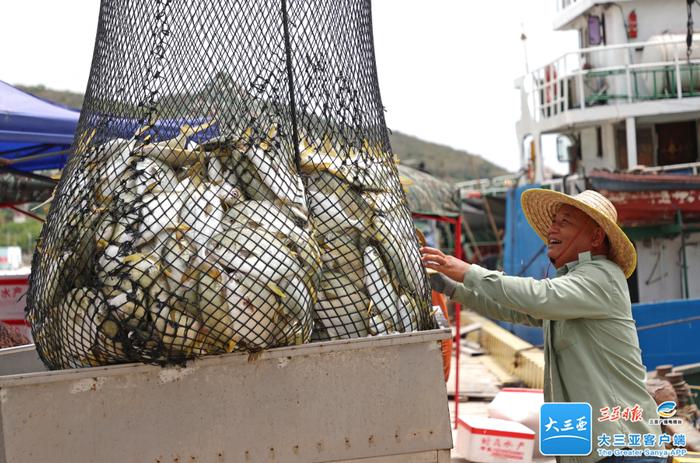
<box><xmin>0</xmin><ymin>80</ymin><xmax>79</xmax><ymax>173</ymax></box>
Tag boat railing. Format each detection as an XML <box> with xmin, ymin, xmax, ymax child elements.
<box><xmin>638</xmin><ymin>161</ymin><xmax>700</xmax><ymax>176</ymax></box>
<box><xmin>539</xmin><ymin>174</ymin><xmax>587</xmax><ymax>194</ymax></box>
<box><xmin>523</xmin><ymin>36</ymin><xmax>700</xmax><ymax>121</ymax></box>
<box><xmin>454</xmin><ymin>174</ymin><xmax>520</xmax><ymax>194</ymax></box>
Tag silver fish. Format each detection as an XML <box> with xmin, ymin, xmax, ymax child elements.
<box><xmin>307</xmin><ymin>177</ymin><xmax>371</xmax><ymax>236</ymax></box>
<box><xmin>318</xmin><ymin>229</ymin><xmax>366</xmax><ymax>286</ymax></box>
<box><xmin>367</xmin><ymin>214</ymin><xmax>425</xmax><ymax>296</ymax></box>
<box><xmin>313</xmin><ymin>271</ymin><xmax>369</xmax><ymax>340</ymax></box>
<box><xmin>95</xmin><ymin>137</ymin><xmax>136</xmax><ymax>199</ymax></box>
<box><xmin>125</xmin><ymin>156</ymin><xmax>179</xmax><ymax>195</ymax></box>
<box><xmin>55</xmin><ymin>287</ymin><xmax>107</xmax><ymax>368</ymax></box>
<box><xmin>179</xmin><ymin>184</ymin><xmax>224</xmax><ymax>250</ymax></box>
<box><xmin>363</xmin><ymin>245</ymin><xmax>400</xmax><ymax>335</ymax></box>
<box><xmin>225</xmin><ymin>274</ymin><xmax>284</xmax><ymax>350</ymax></box>
<box><xmin>207</xmin><ymin>226</ymin><xmax>302</xmax><ymax>283</ymax></box>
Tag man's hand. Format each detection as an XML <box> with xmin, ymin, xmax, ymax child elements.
<box><xmin>420</xmin><ymin>246</ymin><xmax>470</xmax><ymax>282</ymax></box>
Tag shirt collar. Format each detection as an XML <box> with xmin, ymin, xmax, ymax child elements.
<box><xmin>556</xmin><ymin>251</ymin><xmax>606</xmax><ymax>276</ymax></box>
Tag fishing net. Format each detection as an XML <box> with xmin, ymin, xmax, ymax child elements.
<box><xmin>27</xmin><ymin>0</ymin><xmax>434</xmax><ymax>370</ymax></box>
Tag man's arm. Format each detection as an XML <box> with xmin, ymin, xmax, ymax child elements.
<box><xmin>451</xmin><ymin>283</ymin><xmax>544</xmax><ymax>327</ymax></box>
<box><xmin>430</xmin><ymin>272</ymin><xmax>542</xmax><ymax>326</ymax></box>
<box><xmin>462</xmin><ymin>262</ymin><xmax>616</xmax><ymax>320</ymax></box>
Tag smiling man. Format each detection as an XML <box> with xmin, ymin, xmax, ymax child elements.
<box><xmin>422</xmin><ymin>189</ymin><xmax>664</xmax><ymax>463</ymax></box>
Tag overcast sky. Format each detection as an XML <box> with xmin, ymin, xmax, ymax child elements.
<box><xmin>1</xmin><ymin>1</ymin><xmax>576</xmax><ymax>173</ymax></box>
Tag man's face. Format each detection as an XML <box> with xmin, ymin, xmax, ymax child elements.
<box><xmin>547</xmin><ymin>205</ymin><xmax>599</xmax><ymax>268</ymax></box>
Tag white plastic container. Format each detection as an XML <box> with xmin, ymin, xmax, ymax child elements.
<box><xmin>488</xmin><ymin>387</ymin><xmax>543</xmax><ymax>457</ymax></box>
<box><xmin>456</xmin><ymin>415</ymin><xmax>535</xmax><ymax>463</ymax></box>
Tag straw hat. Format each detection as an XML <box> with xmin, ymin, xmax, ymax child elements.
<box><xmin>521</xmin><ymin>189</ymin><xmax>637</xmax><ymax>278</ymax></box>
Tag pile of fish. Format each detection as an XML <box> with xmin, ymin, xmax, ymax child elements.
<box><xmin>30</xmin><ymin>121</ymin><xmax>320</xmax><ymax>368</ymax></box>
<box><xmin>300</xmin><ymin>137</ymin><xmax>430</xmax><ymax>340</ymax></box>
<box><xmin>28</xmin><ymin>120</ymin><xmax>432</xmax><ymax>369</ymax></box>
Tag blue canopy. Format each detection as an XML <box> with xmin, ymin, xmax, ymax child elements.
<box><xmin>0</xmin><ymin>80</ymin><xmax>79</xmax><ymax>172</ymax></box>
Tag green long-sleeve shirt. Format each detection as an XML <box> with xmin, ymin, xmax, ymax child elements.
<box><xmin>451</xmin><ymin>251</ymin><xmax>662</xmax><ymax>463</ymax></box>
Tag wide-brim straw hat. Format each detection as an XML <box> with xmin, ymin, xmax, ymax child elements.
<box><xmin>521</xmin><ymin>189</ymin><xmax>637</xmax><ymax>278</ymax></box>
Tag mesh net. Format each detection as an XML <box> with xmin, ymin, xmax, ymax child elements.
<box><xmin>27</xmin><ymin>0</ymin><xmax>435</xmax><ymax>370</ymax></box>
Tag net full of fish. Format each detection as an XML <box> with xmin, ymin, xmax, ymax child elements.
<box><xmin>28</xmin><ymin>121</ymin><xmax>321</xmax><ymax>369</ymax></box>
<box><xmin>299</xmin><ymin>137</ymin><xmax>433</xmax><ymax>341</ymax></box>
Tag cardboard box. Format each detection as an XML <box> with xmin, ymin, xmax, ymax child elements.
<box><xmin>456</xmin><ymin>415</ymin><xmax>535</xmax><ymax>463</ymax></box>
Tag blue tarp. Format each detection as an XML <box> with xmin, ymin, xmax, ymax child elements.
<box><xmin>499</xmin><ymin>184</ymin><xmax>554</xmax><ymax>347</ymax></box>
<box><xmin>0</xmin><ymin>80</ymin><xmax>79</xmax><ymax>172</ymax></box>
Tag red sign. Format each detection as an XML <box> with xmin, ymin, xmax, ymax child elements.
<box><xmin>0</xmin><ymin>275</ymin><xmax>29</xmax><ymax>325</ymax></box>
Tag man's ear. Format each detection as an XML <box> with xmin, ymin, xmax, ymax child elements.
<box><xmin>591</xmin><ymin>226</ymin><xmax>606</xmax><ymax>248</ymax></box>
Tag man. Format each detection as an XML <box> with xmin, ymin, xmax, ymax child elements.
<box><xmin>422</xmin><ymin>189</ymin><xmax>664</xmax><ymax>463</ymax></box>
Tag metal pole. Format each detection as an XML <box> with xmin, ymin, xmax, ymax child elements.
<box><xmin>678</xmin><ymin>211</ymin><xmax>689</xmax><ymax>298</ymax></box>
<box><xmin>483</xmin><ymin>195</ymin><xmax>502</xmax><ymax>258</ymax></box>
<box><xmin>453</xmin><ymin>215</ymin><xmax>463</xmax><ymax>429</ymax></box>
<box><xmin>578</xmin><ymin>54</ymin><xmax>586</xmax><ymax>109</ymax></box>
<box><xmin>626</xmin><ymin>117</ymin><xmax>638</xmax><ymax>168</ymax></box>
<box><xmin>676</xmin><ymin>53</ymin><xmax>683</xmax><ymax>99</ymax></box>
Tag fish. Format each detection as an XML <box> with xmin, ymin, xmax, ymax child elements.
<box><xmin>105</xmin><ymin>284</ymin><xmax>149</xmax><ymax>330</ymax></box>
<box><xmin>397</xmin><ymin>292</ymin><xmax>420</xmax><ymax>332</ymax></box>
<box><xmin>363</xmin><ymin>245</ymin><xmax>400</xmax><ymax>336</ymax></box>
<box><xmin>237</xmin><ymin>126</ymin><xmax>308</xmax><ymax>216</ymax></box>
<box><xmin>138</xmin><ymin>121</ymin><xmax>212</xmax><ymax>168</ymax></box>
<box><xmin>209</xmin><ymin>180</ymin><xmax>242</xmax><ymax>207</ymax></box>
<box><xmin>225</xmin><ymin>200</ymin><xmax>320</xmax><ymax>270</ymax></box>
<box><xmin>362</xmin><ymin>190</ymin><xmax>405</xmax><ymax>215</ymax></box>
<box><xmin>269</xmin><ymin>276</ymin><xmax>313</xmax><ymax>346</ymax></box>
<box><xmin>307</xmin><ymin>173</ymin><xmax>371</xmax><ymax>236</ymax></box>
<box><xmin>133</xmin><ymin>192</ymin><xmax>183</xmax><ymax>248</ymax></box>
<box><xmin>298</xmin><ymin>137</ymin><xmax>345</xmax><ymax>175</ymax></box>
<box><xmin>313</xmin><ymin>271</ymin><xmax>369</xmax><ymax>340</ymax></box>
<box><xmin>318</xmin><ymin>229</ymin><xmax>366</xmax><ymax>286</ymax></box>
<box><xmin>206</xmin><ymin>226</ymin><xmax>303</xmax><ymax>283</ymax></box>
<box><xmin>367</xmin><ymin>213</ymin><xmax>425</xmax><ymax>296</ymax></box>
<box><xmin>225</xmin><ymin>274</ymin><xmax>284</xmax><ymax>350</ymax></box>
<box><xmin>193</xmin><ymin>259</ymin><xmax>237</xmax><ymax>354</ymax></box>
<box><xmin>124</xmin><ymin>156</ymin><xmax>179</xmax><ymax>195</ymax></box>
<box><xmin>179</xmin><ymin>183</ymin><xmax>224</xmax><ymax>250</ymax></box>
<box><xmin>55</xmin><ymin>287</ymin><xmax>107</xmax><ymax>368</ymax></box>
<box><xmin>95</xmin><ymin>137</ymin><xmax>136</xmax><ymax>199</ymax></box>
<box><xmin>160</xmin><ymin>236</ymin><xmax>198</xmax><ymax>300</ymax></box>
<box><xmin>151</xmin><ymin>300</ymin><xmax>203</xmax><ymax>357</ymax></box>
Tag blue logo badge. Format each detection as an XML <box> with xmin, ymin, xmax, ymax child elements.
<box><xmin>540</xmin><ymin>402</ymin><xmax>592</xmax><ymax>456</ymax></box>
<box><xmin>657</xmin><ymin>401</ymin><xmax>677</xmax><ymax>418</ymax></box>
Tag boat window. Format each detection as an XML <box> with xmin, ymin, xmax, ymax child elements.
<box><xmin>556</xmin><ymin>134</ymin><xmax>578</xmax><ymax>162</ymax></box>
<box><xmin>656</xmin><ymin>121</ymin><xmax>698</xmax><ymax>166</ymax></box>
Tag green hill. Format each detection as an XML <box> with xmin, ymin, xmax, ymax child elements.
<box><xmin>14</xmin><ymin>84</ymin><xmax>508</xmax><ymax>182</ymax></box>
<box><xmin>15</xmin><ymin>84</ymin><xmax>84</xmax><ymax>110</ymax></box>
<box><xmin>389</xmin><ymin>131</ymin><xmax>508</xmax><ymax>182</ymax></box>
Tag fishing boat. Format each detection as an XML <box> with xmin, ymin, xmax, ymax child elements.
<box><xmin>463</xmin><ymin>0</ymin><xmax>700</xmax><ymax>372</ymax></box>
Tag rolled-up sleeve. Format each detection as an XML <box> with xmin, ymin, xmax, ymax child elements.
<box><xmin>455</xmin><ymin>262</ymin><xmax>616</xmax><ymax>321</ymax></box>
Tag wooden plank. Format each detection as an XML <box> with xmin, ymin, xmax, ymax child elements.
<box><xmin>459</xmin><ymin>311</ymin><xmax>545</xmax><ymax>389</ymax></box>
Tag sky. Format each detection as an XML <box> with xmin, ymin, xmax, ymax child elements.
<box><xmin>0</xmin><ymin>1</ymin><xmax>577</xmax><ymax>173</ymax></box>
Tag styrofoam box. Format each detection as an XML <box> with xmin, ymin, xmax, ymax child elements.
<box><xmin>488</xmin><ymin>387</ymin><xmax>544</xmax><ymax>457</ymax></box>
<box><xmin>456</xmin><ymin>416</ymin><xmax>535</xmax><ymax>463</ymax></box>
